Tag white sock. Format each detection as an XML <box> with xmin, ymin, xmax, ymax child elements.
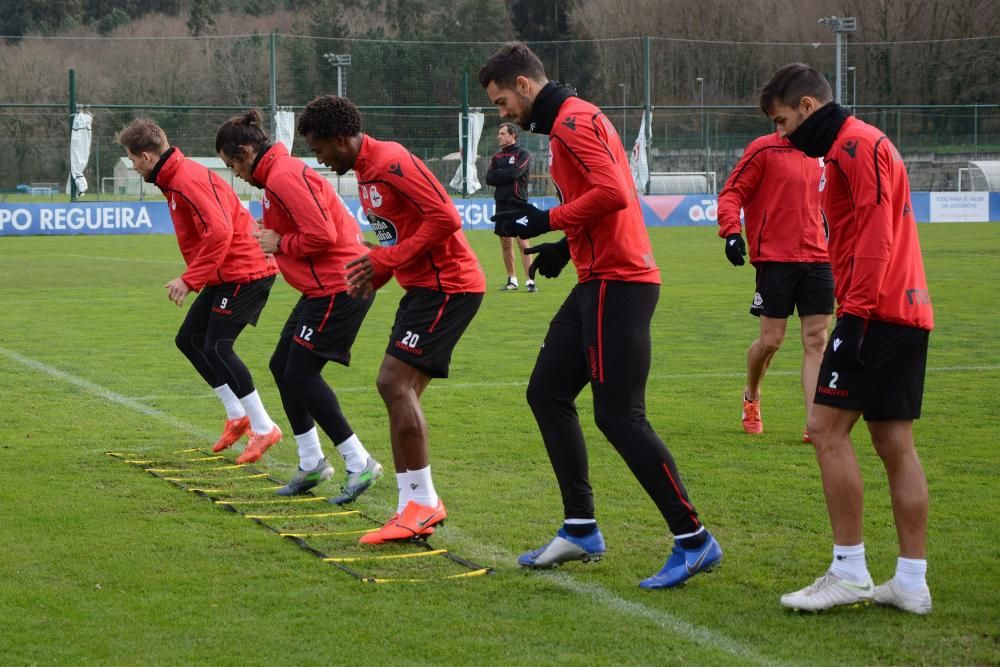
<box><xmin>526</xmin><ymin>278</ymin><xmax>535</xmax><ymax>286</ymax></box>
<box><xmin>238</xmin><ymin>390</ymin><xmax>274</xmax><ymax>433</ymax></box>
<box><xmin>829</xmin><ymin>543</ymin><xmax>870</xmax><ymax>582</ymax></box>
<box><xmin>294</xmin><ymin>427</ymin><xmax>324</xmax><ymax>471</ymax></box>
<box><xmin>508</xmin><ymin>276</ymin><xmax>518</xmax><ymax>286</ymax></box>
<box><xmin>395</xmin><ymin>471</ymin><xmax>412</xmax><ymax>514</ymax></box>
<box><xmin>335</xmin><ymin>433</ymin><xmax>370</xmax><ymax>473</ymax></box>
<box><xmin>407</xmin><ymin>465</ymin><xmax>438</xmax><ymax>507</ymax></box>
<box><xmin>894</xmin><ymin>557</ymin><xmax>928</xmax><ymax>592</ymax></box>
<box><xmin>213</xmin><ymin>384</ymin><xmax>246</xmax><ymax>419</ymax></box>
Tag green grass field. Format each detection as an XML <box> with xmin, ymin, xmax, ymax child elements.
<box><xmin>1</xmin><ymin>225</ymin><xmax>998</xmax><ymax>666</ymax></box>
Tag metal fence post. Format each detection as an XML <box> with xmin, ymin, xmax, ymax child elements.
<box><xmin>461</xmin><ymin>72</ymin><xmax>469</xmax><ymax>197</ymax></box>
<box><xmin>269</xmin><ymin>32</ymin><xmax>278</xmax><ymax>132</ymax></box>
<box><xmin>643</xmin><ymin>35</ymin><xmax>652</xmax><ymax>195</ymax></box>
<box><xmin>69</xmin><ymin>69</ymin><xmax>77</xmax><ymax>201</ymax></box>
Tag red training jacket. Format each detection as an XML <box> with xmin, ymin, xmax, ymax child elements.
<box><xmin>153</xmin><ymin>147</ymin><xmax>277</xmax><ymax>291</ymax></box>
<box><xmin>354</xmin><ymin>134</ymin><xmax>486</xmax><ymax>293</ymax></box>
<box><xmin>717</xmin><ymin>132</ymin><xmax>828</xmax><ymax>264</ymax></box>
<box><xmin>546</xmin><ymin>96</ymin><xmax>660</xmax><ymax>284</ymax></box>
<box><xmin>252</xmin><ymin>143</ymin><xmax>366</xmax><ymax>297</ymax></box>
<box><xmin>822</xmin><ymin>116</ymin><xmax>933</xmax><ymax>330</ymax></box>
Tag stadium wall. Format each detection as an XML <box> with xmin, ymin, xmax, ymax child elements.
<box><xmin>0</xmin><ymin>193</ymin><xmax>997</xmax><ymax>237</ymax></box>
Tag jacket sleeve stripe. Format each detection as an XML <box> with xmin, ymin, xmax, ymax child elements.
<box><xmin>166</xmin><ymin>188</ymin><xmax>209</xmax><ymax>233</ymax></box>
<box><xmin>873</xmin><ymin>136</ymin><xmax>887</xmax><ymax>205</ymax></box>
<box><xmin>551</xmin><ymin>135</ymin><xmax>590</xmax><ymax>173</ymax></box>
<box><xmin>409</xmin><ymin>154</ymin><xmax>447</xmax><ymax>203</ymax></box>
<box><xmin>207</xmin><ymin>172</ymin><xmax>227</xmax><ymax>217</ymax></box>
<box><xmin>589</xmin><ymin>113</ymin><xmax>616</xmax><ymax>163</ymax></box>
<box><xmin>300</xmin><ymin>166</ymin><xmax>329</xmax><ymax>221</ymax></box>
<box><xmin>728</xmin><ymin>145</ymin><xmax>783</xmax><ymax>188</ymax></box>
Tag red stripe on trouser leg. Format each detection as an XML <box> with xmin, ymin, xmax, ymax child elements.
<box><xmin>233</xmin><ymin>284</ymin><xmax>242</xmax><ymax>298</ymax></box>
<box><xmin>596</xmin><ymin>281</ymin><xmax>606</xmax><ymax>383</ymax></box>
<box><xmin>317</xmin><ymin>295</ymin><xmax>335</xmax><ymax>332</ymax></box>
<box><xmin>661</xmin><ymin>462</ymin><xmax>700</xmax><ymax>528</ymax></box>
<box><xmin>428</xmin><ymin>294</ymin><xmax>450</xmax><ymax>333</ymax></box>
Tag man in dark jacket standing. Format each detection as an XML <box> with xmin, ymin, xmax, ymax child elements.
<box><xmin>486</xmin><ymin>122</ymin><xmax>535</xmax><ymax>292</ymax></box>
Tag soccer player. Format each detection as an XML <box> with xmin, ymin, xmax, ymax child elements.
<box><xmin>116</xmin><ymin>119</ymin><xmax>282</xmax><ymax>464</ymax></box>
<box><xmin>479</xmin><ymin>43</ymin><xmax>721</xmax><ymax>589</ymax></box>
<box><xmin>717</xmin><ymin>129</ymin><xmax>832</xmax><ymax>441</ymax></box>
<box><xmin>296</xmin><ymin>95</ymin><xmax>485</xmax><ymax>543</ymax></box>
<box><xmin>486</xmin><ymin>122</ymin><xmax>535</xmax><ymax>292</ymax></box>
<box><xmin>761</xmin><ymin>64</ymin><xmax>934</xmax><ymax>614</ymax></box>
<box><xmin>215</xmin><ymin>110</ymin><xmax>383</xmax><ymax>500</ymax></box>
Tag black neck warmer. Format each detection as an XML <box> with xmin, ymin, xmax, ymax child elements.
<box><xmin>146</xmin><ymin>146</ymin><xmax>176</xmax><ymax>184</ymax></box>
<box><xmin>250</xmin><ymin>142</ymin><xmax>273</xmax><ymax>175</ymax></box>
<box><xmin>787</xmin><ymin>102</ymin><xmax>851</xmax><ymax>158</ymax></box>
<box><xmin>528</xmin><ymin>81</ymin><xmax>576</xmax><ymax>135</ymax></box>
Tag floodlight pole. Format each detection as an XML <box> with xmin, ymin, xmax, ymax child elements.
<box><xmin>323</xmin><ymin>53</ymin><xmax>352</xmax><ymax>97</ymax></box>
<box><xmin>847</xmin><ymin>66</ymin><xmax>857</xmax><ymax>110</ymax></box>
<box><xmin>619</xmin><ymin>83</ymin><xmax>626</xmax><ymax>139</ymax></box>
<box><xmin>819</xmin><ymin>16</ymin><xmax>857</xmax><ymax>105</ymax></box>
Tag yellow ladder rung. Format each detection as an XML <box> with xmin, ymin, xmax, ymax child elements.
<box><xmin>148</xmin><ymin>464</ymin><xmax>245</xmax><ymax>473</ymax></box>
<box><xmin>370</xmin><ymin>568</ymin><xmax>490</xmax><ymax>584</ymax></box>
<box><xmin>280</xmin><ymin>528</ymin><xmax>377</xmax><ymax>538</ymax></box>
<box><xmin>186</xmin><ymin>455</ymin><xmax>223</xmax><ymax>462</ymax></box>
<box><xmin>244</xmin><ymin>510</ymin><xmax>359</xmax><ymax>520</ymax></box>
<box><xmin>171</xmin><ymin>448</ymin><xmax>203</xmax><ymax>453</ymax></box>
<box><xmin>217</xmin><ymin>496</ymin><xmax>327</xmax><ymax>506</ymax></box>
<box><xmin>189</xmin><ymin>485</ymin><xmax>283</xmax><ymax>494</ymax></box>
<box><xmin>324</xmin><ymin>549</ymin><xmax>447</xmax><ymax>563</ymax></box>
<box><xmin>165</xmin><ymin>473</ymin><xmax>269</xmax><ymax>482</ymax></box>
<box><xmin>122</xmin><ymin>460</ymin><xmax>154</xmax><ymax>465</ymax></box>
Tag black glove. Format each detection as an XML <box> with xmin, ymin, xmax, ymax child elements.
<box><xmin>524</xmin><ymin>238</ymin><xmax>571</xmax><ymax>280</ymax></box>
<box><xmin>829</xmin><ymin>314</ymin><xmax>866</xmax><ymax>369</ymax></box>
<box><xmin>724</xmin><ymin>233</ymin><xmax>746</xmax><ymax>266</ymax></box>
<box><xmin>491</xmin><ymin>204</ymin><xmax>551</xmax><ymax>239</ymax></box>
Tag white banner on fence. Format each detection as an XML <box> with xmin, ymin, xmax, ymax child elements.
<box><xmin>929</xmin><ymin>192</ymin><xmax>989</xmax><ymax>222</ymax></box>
<box><xmin>450</xmin><ymin>111</ymin><xmax>484</xmax><ymax>194</ymax></box>
<box><xmin>274</xmin><ymin>110</ymin><xmax>295</xmax><ymax>151</ymax></box>
<box><xmin>630</xmin><ymin>113</ymin><xmax>650</xmax><ymax>193</ymax></box>
<box><xmin>66</xmin><ymin>112</ymin><xmax>93</xmax><ymax>195</ymax></box>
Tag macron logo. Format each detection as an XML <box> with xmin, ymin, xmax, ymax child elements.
<box><xmin>729</xmin><ymin>239</ymin><xmax>737</xmax><ymax>246</ymax></box>
<box><xmin>833</xmin><ymin>338</ymin><xmax>843</xmax><ymax>351</ymax></box>
<box><xmin>515</xmin><ymin>216</ymin><xmax>529</xmax><ymax>227</ymax></box>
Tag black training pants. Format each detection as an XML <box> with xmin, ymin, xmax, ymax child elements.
<box><xmin>525</xmin><ymin>280</ymin><xmax>702</xmax><ymax>536</ymax></box>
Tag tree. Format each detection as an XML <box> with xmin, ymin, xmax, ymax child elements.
<box><xmin>187</xmin><ymin>0</ymin><xmax>219</xmax><ymax>36</ymax></box>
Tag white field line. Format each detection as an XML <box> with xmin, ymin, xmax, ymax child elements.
<box><xmin>1</xmin><ymin>345</ymin><xmax>786</xmax><ymax>666</ymax></box>
<box><xmin>59</xmin><ymin>253</ymin><xmax>182</xmax><ymax>265</ymax></box>
<box><xmin>128</xmin><ymin>364</ymin><xmax>1000</xmax><ymax>401</ymax></box>
<box><xmin>0</xmin><ymin>347</ymin><xmax>212</xmax><ymax>440</ymax></box>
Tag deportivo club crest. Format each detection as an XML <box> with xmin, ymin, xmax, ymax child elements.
<box><xmin>366</xmin><ymin>212</ymin><xmax>398</xmax><ymax>247</ymax></box>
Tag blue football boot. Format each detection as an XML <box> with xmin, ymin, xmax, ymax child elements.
<box><xmin>518</xmin><ymin>526</ymin><xmax>606</xmax><ymax>569</ymax></box>
<box><xmin>639</xmin><ymin>532</ymin><xmax>723</xmax><ymax>589</ymax></box>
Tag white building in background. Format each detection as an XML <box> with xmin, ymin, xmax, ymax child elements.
<box><xmin>106</xmin><ymin>157</ymin><xmax>357</xmax><ymax>199</ymax></box>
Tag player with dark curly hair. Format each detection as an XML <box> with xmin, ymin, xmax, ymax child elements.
<box><xmin>297</xmin><ymin>96</ymin><xmax>485</xmax><ymax>544</ymax></box>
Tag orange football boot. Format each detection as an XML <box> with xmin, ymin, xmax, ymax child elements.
<box><xmin>742</xmin><ymin>398</ymin><xmax>763</xmax><ymax>434</ymax></box>
<box><xmin>212</xmin><ymin>416</ymin><xmax>251</xmax><ymax>453</ymax></box>
<box><xmin>236</xmin><ymin>425</ymin><xmax>282</xmax><ymax>464</ymax></box>
<box><xmin>358</xmin><ymin>499</ymin><xmax>446</xmax><ymax>545</ymax></box>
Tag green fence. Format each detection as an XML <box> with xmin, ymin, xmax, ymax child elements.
<box><xmin>1</xmin><ymin>34</ymin><xmax>998</xmax><ymax>195</ymax></box>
